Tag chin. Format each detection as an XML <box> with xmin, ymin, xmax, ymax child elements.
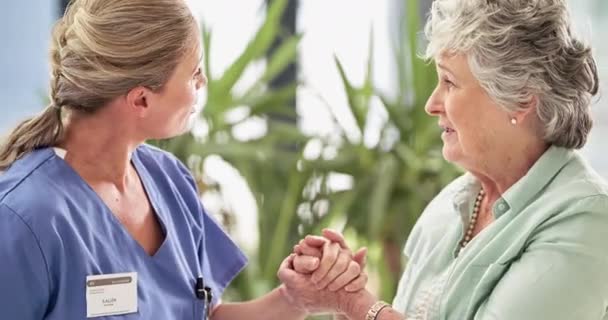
<box><xmin>442</xmin><ymin>144</ymin><xmax>463</xmax><ymax>164</ymax></box>
<box><xmin>148</xmin><ymin>124</ymin><xmax>191</xmax><ymax>141</ymax></box>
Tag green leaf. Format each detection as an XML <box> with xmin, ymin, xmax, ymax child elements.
<box><xmin>367</xmin><ymin>155</ymin><xmax>398</xmax><ymax>237</ymax></box>
<box><xmin>247</xmin><ymin>83</ymin><xmax>298</xmax><ymax>115</ymax></box>
<box><xmin>202</xmin><ymin>24</ymin><xmax>213</xmax><ymax>89</ymax></box>
<box><xmin>334</xmin><ymin>56</ymin><xmax>366</xmax><ymax>133</ymax></box>
<box><xmin>263</xmin><ymin>169</ymin><xmax>306</xmax><ymax>278</ymax></box>
<box><xmin>261</xmin><ymin>34</ymin><xmax>302</xmax><ymax>83</ymax></box>
<box><xmin>205</xmin><ymin>0</ymin><xmax>288</xmax><ymax>116</ymax></box>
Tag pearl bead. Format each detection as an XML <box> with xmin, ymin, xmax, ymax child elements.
<box><xmin>460</xmin><ymin>188</ymin><xmax>485</xmax><ymax>251</ymax></box>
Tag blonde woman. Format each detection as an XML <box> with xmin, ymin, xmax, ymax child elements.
<box><xmin>0</xmin><ymin>0</ymin><xmax>366</xmax><ymax>319</ymax></box>
<box><xmin>279</xmin><ymin>0</ymin><xmax>608</xmax><ymax>319</ymax></box>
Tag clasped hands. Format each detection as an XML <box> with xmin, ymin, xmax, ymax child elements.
<box><xmin>277</xmin><ymin>229</ymin><xmax>370</xmax><ymax>315</ymax></box>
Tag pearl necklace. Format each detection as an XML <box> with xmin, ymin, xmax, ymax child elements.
<box><xmin>460</xmin><ymin>189</ymin><xmax>485</xmax><ymax>249</ymax></box>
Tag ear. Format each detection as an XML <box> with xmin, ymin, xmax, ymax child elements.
<box><xmin>511</xmin><ymin>95</ymin><xmax>538</xmax><ymax>124</ymax></box>
<box><xmin>125</xmin><ymin>86</ymin><xmax>152</xmax><ymax>117</ymax></box>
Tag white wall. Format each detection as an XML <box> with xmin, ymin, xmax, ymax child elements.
<box><xmin>0</xmin><ymin>0</ymin><xmax>56</xmax><ymax>133</ymax></box>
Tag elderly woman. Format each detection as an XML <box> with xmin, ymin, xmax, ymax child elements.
<box><xmin>279</xmin><ymin>0</ymin><xmax>608</xmax><ymax>319</ymax></box>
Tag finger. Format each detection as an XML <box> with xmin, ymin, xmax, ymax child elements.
<box><xmin>293</xmin><ymin>255</ymin><xmax>320</xmax><ymax>274</ymax></box>
<box><xmin>293</xmin><ymin>244</ymin><xmax>302</xmax><ymax>255</ymax></box>
<box><xmin>315</xmin><ymin>250</ymin><xmax>350</xmax><ymax>289</ymax></box>
<box><xmin>327</xmin><ymin>261</ymin><xmax>361</xmax><ymax>292</ymax></box>
<box><xmin>277</xmin><ymin>254</ymin><xmax>298</xmax><ymax>285</ymax></box>
<box><xmin>322</xmin><ymin>229</ymin><xmax>349</xmax><ymax>250</ymax></box>
<box><xmin>303</xmin><ymin>235</ymin><xmax>327</xmax><ymax>248</ymax></box>
<box><xmin>295</xmin><ymin>243</ymin><xmax>323</xmax><ymax>258</ymax></box>
<box><xmin>353</xmin><ymin>247</ymin><xmax>368</xmax><ymax>269</ymax></box>
<box><xmin>283</xmin><ymin>253</ymin><xmax>295</xmax><ymax>268</ymax></box>
<box><xmin>311</xmin><ymin>242</ymin><xmax>340</xmax><ymax>284</ymax></box>
<box><xmin>344</xmin><ymin>272</ymin><xmax>368</xmax><ymax>292</ymax></box>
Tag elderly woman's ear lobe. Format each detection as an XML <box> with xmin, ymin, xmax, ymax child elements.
<box><xmin>511</xmin><ymin>95</ymin><xmax>540</xmax><ymax>125</ymax></box>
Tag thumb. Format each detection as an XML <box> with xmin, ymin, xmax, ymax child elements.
<box><xmin>353</xmin><ymin>247</ymin><xmax>367</xmax><ymax>269</ymax></box>
<box><xmin>277</xmin><ymin>254</ymin><xmax>297</xmax><ymax>283</ymax></box>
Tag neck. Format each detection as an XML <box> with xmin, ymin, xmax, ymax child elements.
<box><xmin>58</xmin><ymin>110</ymin><xmax>143</xmax><ymax>189</ymax></box>
<box><xmin>472</xmin><ymin>140</ymin><xmax>549</xmax><ymax>206</ymax></box>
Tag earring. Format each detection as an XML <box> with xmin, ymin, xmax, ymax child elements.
<box><xmin>511</xmin><ymin>118</ymin><xmax>517</xmax><ymax>125</ymax></box>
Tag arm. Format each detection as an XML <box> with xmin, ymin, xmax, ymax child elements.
<box><xmin>211</xmin><ymin>288</ymin><xmax>307</xmax><ymax>320</ymax></box>
<box><xmin>0</xmin><ymin>204</ymin><xmax>50</xmax><ymax>319</ymax></box>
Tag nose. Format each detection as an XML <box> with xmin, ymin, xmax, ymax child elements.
<box><xmin>424</xmin><ymin>85</ymin><xmax>444</xmax><ymax>117</ymax></box>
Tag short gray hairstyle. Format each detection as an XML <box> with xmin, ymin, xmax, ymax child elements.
<box><xmin>424</xmin><ymin>0</ymin><xmax>599</xmax><ymax>149</ymax></box>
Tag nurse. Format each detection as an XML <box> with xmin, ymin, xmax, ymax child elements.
<box><xmin>0</xmin><ymin>0</ymin><xmax>365</xmax><ymax>319</ymax></box>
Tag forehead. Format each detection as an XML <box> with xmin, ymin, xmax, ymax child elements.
<box><xmin>436</xmin><ymin>53</ymin><xmax>474</xmax><ymax>78</ymax></box>
<box><xmin>176</xmin><ymin>41</ymin><xmax>203</xmax><ymax>72</ymax></box>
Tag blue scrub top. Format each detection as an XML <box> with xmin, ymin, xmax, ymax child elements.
<box><xmin>0</xmin><ymin>145</ymin><xmax>248</xmax><ymax>319</ymax></box>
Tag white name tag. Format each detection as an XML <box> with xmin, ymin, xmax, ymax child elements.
<box><xmin>86</xmin><ymin>272</ymin><xmax>138</xmax><ymax>318</ymax></box>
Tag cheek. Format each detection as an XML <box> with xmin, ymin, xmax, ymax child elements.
<box><xmin>444</xmin><ymin>94</ymin><xmax>472</xmax><ymax>129</ymax></box>
<box><xmin>445</xmin><ymin>95</ymin><xmax>485</xmax><ymax>147</ymax></box>
<box><xmin>176</xmin><ymin>85</ymin><xmax>196</xmax><ymax>106</ymax></box>
<box><xmin>169</xmin><ymin>82</ymin><xmax>197</xmax><ymax>107</ymax></box>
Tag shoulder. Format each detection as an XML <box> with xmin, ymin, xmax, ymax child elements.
<box><xmin>536</xmin><ymin>152</ymin><xmax>608</xmax><ymax>224</ymax></box>
<box><xmin>550</xmin><ymin>152</ymin><xmax>608</xmax><ymax>198</ymax></box>
<box><xmin>0</xmin><ymin>148</ymin><xmax>57</xmax><ymax>202</ymax></box>
<box><xmin>518</xmin><ymin>152</ymin><xmax>608</xmax><ymax>258</ymax></box>
<box><xmin>0</xmin><ymin>148</ymin><xmax>69</xmax><ymax>225</ymax></box>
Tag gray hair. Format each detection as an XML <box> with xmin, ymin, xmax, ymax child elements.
<box><xmin>424</xmin><ymin>0</ymin><xmax>599</xmax><ymax>149</ymax></box>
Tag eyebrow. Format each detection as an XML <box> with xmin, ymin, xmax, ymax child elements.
<box><xmin>437</xmin><ymin>63</ymin><xmax>458</xmax><ymax>80</ymax></box>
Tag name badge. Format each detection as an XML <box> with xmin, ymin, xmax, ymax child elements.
<box><xmin>86</xmin><ymin>272</ymin><xmax>138</xmax><ymax>318</ymax></box>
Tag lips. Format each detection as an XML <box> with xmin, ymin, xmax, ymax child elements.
<box><xmin>439</xmin><ymin>123</ymin><xmax>455</xmax><ymax>133</ymax></box>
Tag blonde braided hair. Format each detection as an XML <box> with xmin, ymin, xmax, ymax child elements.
<box><xmin>0</xmin><ymin>0</ymin><xmax>197</xmax><ymax>170</ymax></box>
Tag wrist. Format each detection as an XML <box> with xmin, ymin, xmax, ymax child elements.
<box><xmin>338</xmin><ymin>289</ymin><xmax>377</xmax><ymax>319</ymax></box>
<box><xmin>276</xmin><ymin>285</ymin><xmax>308</xmax><ymax>317</ymax></box>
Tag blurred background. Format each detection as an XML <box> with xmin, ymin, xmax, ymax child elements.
<box><xmin>1</xmin><ymin>0</ymin><xmax>607</xmax><ymax>317</ymax></box>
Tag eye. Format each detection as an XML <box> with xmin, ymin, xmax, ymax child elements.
<box><xmin>194</xmin><ymin>67</ymin><xmax>202</xmax><ymax>78</ymax></box>
<box><xmin>441</xmin><ymin>77</ymin><xmax>455</xmax><ymax>90</ymax></box>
